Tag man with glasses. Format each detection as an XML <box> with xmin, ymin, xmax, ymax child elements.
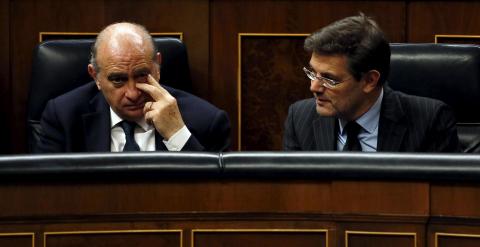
<box><xmin>283</xmin><ymin>14</ymin><xmax>460</xmax><ymax>152</ymax></box>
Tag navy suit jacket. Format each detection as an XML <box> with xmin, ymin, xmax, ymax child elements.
<box><xmin>36</xmin><ymin>82</ymin><xmax>231</xmax><ymax>152</ymax></box>
<box><xmin>283</xmin><ymin>87</ymin><xmax>461</xmax><ymax>152</ymax></box>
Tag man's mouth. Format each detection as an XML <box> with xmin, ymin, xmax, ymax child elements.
<box><xmin>125</xmin><ymin>102</ymin><xmax>145</xmax><ymax>110</ymax></box>
<box><xmin>316</xmin><ymin>97</ymin><xmax>329</xmax><ymax>104</ymax></box>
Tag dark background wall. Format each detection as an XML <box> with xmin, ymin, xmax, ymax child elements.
<box><xmin>1</xmin><ymin>0</ymin><xmax>480</xmax><ymax>153</ymax></box>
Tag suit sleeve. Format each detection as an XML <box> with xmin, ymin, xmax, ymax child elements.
<box><xmin>182</xmin><ymin>110</ymin><xmax>231</xmax><ymax>152</ymax></box>
<box><xmin>283</xmin><ymin>104</ymin><xmax>301</xmax><ymax>150</ymax></box>
<box><xmin>34</xmin><ymin>99</ymin><xmax>66</xmax><ymax>153</ymax></box>
<box><xmin>427</xmin><ymin>103</ymin><xmax>461</xmax><ymax>152</ymax></box>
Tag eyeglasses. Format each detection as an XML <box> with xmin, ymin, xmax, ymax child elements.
<box><xmin>303</xmin><ymin>67</ymin><xmax>343</xmax><ymax>89</ymax></box>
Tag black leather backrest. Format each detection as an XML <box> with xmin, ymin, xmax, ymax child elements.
<box><xmin>389</xmin><ymin>43</ymin><xmax>480</xmax><ymax>152</ymax></box>
<box><xmin>389</xmin><ymin>43</ymin><xmax>480</xmax><ymax>122</ymax></box>
<box><xmin>27</xmin><ymin>38</ymin><xmax>192</xmax><ymax>151</ymax></box>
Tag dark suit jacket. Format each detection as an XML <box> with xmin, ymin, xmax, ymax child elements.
<box><xmin>36</xmin><ymin>82</ymin><xmax>231</xmax><ymax>152</ymax></box>
<box><xmin>283</xmin><ymin>87</ymin><xmax>460</xmax><ymax>152</ymax></box>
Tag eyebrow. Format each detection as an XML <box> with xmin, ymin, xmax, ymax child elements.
<box><xmin>107</xmin><ymin>72</ymin><xmax>128</xmax><ymax>80</ymax></box>
<box><xmin>133</xmin><ymin>68</ymin><xmax>151</xmax><ymax>76</ymax></box>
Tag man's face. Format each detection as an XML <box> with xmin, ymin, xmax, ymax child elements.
<box><xmin>90</xmin><ymin>41</ymin><xmax>159</xmax><ymax>122</ymax></box>
<box><xmin>308</xmin><ymin>53</ymin><xmax>368</xmax><ymax>121</ymax></box>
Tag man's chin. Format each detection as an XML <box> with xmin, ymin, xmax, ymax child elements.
<box><xmin>316</xmin><ymin>105</ymin><xmax>336</xmax><ymax>117</ymax></box>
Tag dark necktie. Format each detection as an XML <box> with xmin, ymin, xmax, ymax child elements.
<box><xmin>343</xmin><ymin>121</ymin><xmax>362</xmax><ymax>151</ymax></box>
<box><xmin>120</xmin><ymin>121</ymin><xmax>140</xmax><ymax>151</ymax></box>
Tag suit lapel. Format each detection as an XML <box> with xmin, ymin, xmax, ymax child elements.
<box><xmin>313</xmin><ymin>116</ymin><xmax>336</xmax><ymax>150</ymax></box>
<box><xmin>82</xmin><ymin>92</ymin><xmax>111</xmax><ymax>152</ymax></box>
<box><xmin>377</xmin><ymin>87</ymin><xmax>407</xmax><ymax>151</ymax></box>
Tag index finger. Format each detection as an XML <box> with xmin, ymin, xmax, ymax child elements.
<box><xmin>136</xmin><ymin>82</ymin><xmax>163</xmax><ymax>101</ymax></box>
<box><xmin>147</xmin><ymin>74</ymin><xmax>170</xmax><ymax>96</ymax></box>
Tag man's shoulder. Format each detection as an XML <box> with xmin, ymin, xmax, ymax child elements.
<box><xmin>386</xmin><ymin>87</ymin><xmax>447</xmax><ymax>111</ymax></box>
<box><xmin>52</xmin><ymin>81</ymin><xmax>99</xmax><ymax>105</ymax></box>
<box><xmin>43</xmin><ymin>81</ymin><xmax>100</xmax><ymax>119</ymax></box>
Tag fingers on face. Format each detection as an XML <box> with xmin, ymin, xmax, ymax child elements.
<box><xmin>136</xmin><ymin>83</ymin><xmax>161</xmax><ymax>101</ymax></box>
<box><xmin>136</xmin><ymin>74</ymin><xmax>172</xmax><ymax>101</ymax></box>
<box><xmin>143</xmin><ymin>101</ymin><xmax>153</xmax><ymax>114</ymax></box>
<box><xmin>147</xmin><ymin>74</ymin><xmax>170</xmax><ymax>95</ymax></box>
<box><xmin>147</xmin><ymin>74</ymin><xmax>161</xmax><ymax>87</ymax></box>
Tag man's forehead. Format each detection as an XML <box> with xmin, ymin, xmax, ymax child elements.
<box><xmin>310</xmin><ymin>53</ymin><xmax>347</xmax><ymax>67</ymax></box>
<box><xmin>96</xmin><ymin>41</ymin><xmax>154</xmax><ymax>68</ymax></box>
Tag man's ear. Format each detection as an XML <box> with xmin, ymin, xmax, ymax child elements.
<box><xmin>156</xmin><ymin>52</ymin><xmax>162</xmax><ymax>65</ymax></box>
<box><xmin>88</xmin><ymin>64</ymin><xmax>101</xmax><ymax>90</ymax></box>
<box><xmin>362</xmin><ymin>70</ymin><xmax>381</xmax><ymax>93</ymax></box>
<box><xmin>155</xmin><ymin>52</ymin><xmax>162</xmax><ymax>79</ymax></box>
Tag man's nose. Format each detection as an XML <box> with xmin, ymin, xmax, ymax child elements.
<box><xmin>124</xmin><ymin>81</ymin><xmax>141</xmax><ymax>99</ymax></box>
<box><xmin>310</xmin><ymin>80</ymin><xmax>326</xmax><ymax>93</ymax></box>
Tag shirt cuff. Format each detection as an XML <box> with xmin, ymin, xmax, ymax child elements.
<box><xmin>162</xmin><ymin>125</ymin><xmax>191</xmax><ymax>151</ymax></box>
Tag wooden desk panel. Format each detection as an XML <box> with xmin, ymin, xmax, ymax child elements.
<box><xmin>0</xmin><ymin>178</ymin><xmax>477</xmax><ymax>247</ymax></box>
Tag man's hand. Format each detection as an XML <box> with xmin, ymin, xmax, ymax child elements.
<box><xmin>136</xmin><ymin>74</ymin><xmax>185</xmax><ymax>140</ymax></box>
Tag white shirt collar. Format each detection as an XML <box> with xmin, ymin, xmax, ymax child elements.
<box><xmin>339</xmin><ymin>88</ymin><xmax>384</xmax><ymax>134</ymax></box>
<box><xmin>109</xmin><ymin>108</ymin><xmax>153</xmax><ymax>131</ymax></box>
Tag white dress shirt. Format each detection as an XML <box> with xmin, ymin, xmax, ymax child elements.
<box><xmin>109</xmin><ymin>108</ymin><xmax>191</xmax><ymax>152</ymax></box>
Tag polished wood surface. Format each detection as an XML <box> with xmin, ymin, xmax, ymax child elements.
<box><xmin>0</xmin><ymin>234</ymin><xmax>33</xmax><ymax>247</ymax></box>
<box><xmin>45</xmin><ymin>231</ymin><xmax>180</xmax><ymax>247</ymax></box>
<box><xmin>0</xmin><ymin>179</ymin><xmax>422</xmax><ymax>247</ymax></box>
<box><xmin>193</xmin><ymin>231</ymin><xmax>327</xmax><ymax>247</ymax></box>
<box><xmin>2</xmin><ymin>177</ymin><xmax>480</xmax><ymax>247</ymax></box>
<box><xmin>408</xmin><ymin>1</ymin><xmax>480</xmax><ymax>42</ymax></box>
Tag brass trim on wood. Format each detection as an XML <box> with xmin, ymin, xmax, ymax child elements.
<box><xmin>0</xmin><ymin>232</ymin><xmax>35</xmax><ymax>247</ymax></box>
<box><xmin>434</xmin><ymin>34</ymin><xmax>480</xmax><ymax>43</ymax></box>
<box><xmin>44</xmin><ymin>229</ymin><xmax>182</xmax><ymax>247</ymax></box>
<box><xmin>39</xmin><ymin>32</ymin><xmax>184</xmax><ymax>43</ymax></box>
<box><xmin>191</xmin><ymin>228</ymin><xmax>328</xmax><ymax>247</ymax></box>
<box><xmin>345</xmin><ymin>230</ymin><xmax>417</xmax><ymax>247</ymax></box>
<box><xmin>237</xmin><ymin>33</ymin><xmax>309</xmax><ymax>150</ymax></box>
<box><xmin>435</xmin><ymin>232</ymin><xmax>480</xmax><ymax>247</ymax></box>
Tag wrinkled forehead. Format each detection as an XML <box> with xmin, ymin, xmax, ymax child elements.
<box><xmin>97</xmin><ymin>28</ymin><xmax>154</xmax><ymax>62</ymax></box>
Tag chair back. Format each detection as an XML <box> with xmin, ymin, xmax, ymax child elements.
<box><xmin>389</xmin><ymin>43</ymin><xmax>480</xmax><ymax>152</ymax></box>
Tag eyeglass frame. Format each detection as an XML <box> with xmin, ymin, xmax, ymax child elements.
<box><xmin>302</xmin><ymin>66</ymin><xmax>345</xmax><ymax>89</ymax></box>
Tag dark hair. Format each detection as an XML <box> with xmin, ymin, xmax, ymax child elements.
<box><xmin>304</xmin><ymin>13</ymin><xmax>390</xmax><ymax>85</ymax></box>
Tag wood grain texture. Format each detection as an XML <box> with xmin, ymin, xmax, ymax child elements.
<box><xmin>193</xmin><ymin>231</ymin><xmax>327</xmax><ymax>247</ymax></box>
<box><xmin>240</xmin><ymin>36</ymin><xmax>310</xmax><ymax>150</ymax></box>
<box><xmin>428</xmin><ymin>224</ymin><xmax>480</xmax><ymax>247</ymax></box>
<box><xmin>2</xmin><ymin>177</ymin><xmax>480</xmax><ymax>247</ymax></box>
<box><xmin>431</xmin><ymin>183</ymin><xmax>480</xmax><ymax>217</ymax></box>
<box><xmin>45</xmin><ymin>231</ymin><xmax>180</xmax><ymax>247</ymax></box>
<box><xmin>0</xmin><ymin>180</ymin><xmax>332</xmax><ymax>217</ymax></box>
<box><xmin>332</xmin><ymin>181</ymin><xmax>429</xmax><ymax>215</ymax></box>
<box><xmin>0</xmin><ymin>235</ymin><xmax>32</xmax><ymax>247</ymax></box>
<box><xmin>408</xmin><ymin>1</ymin><xmax>480</xmax><ymax>42</ymax></box>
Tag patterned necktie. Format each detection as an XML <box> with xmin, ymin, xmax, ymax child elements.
<box><xmin>120</xmin><ymin>121</ymin><xmax>140</xmax><ymax>151</ymax></box>
<box><xmin>343</xmin><ymin>121</ymin><xmax>362</xmax><ymax>151</ymax></box>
